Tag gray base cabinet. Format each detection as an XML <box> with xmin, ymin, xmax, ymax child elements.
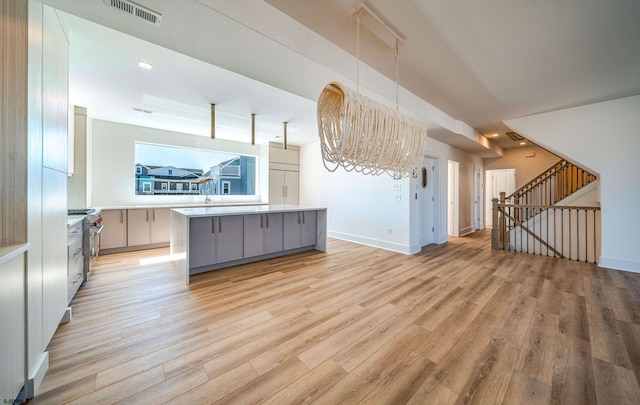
<box><xmin>244</xmin><ymin>213</ymin><xmax>284</xmax><ymax>258</ymax></box>
<box><xmin>283</xmin><ymin>211</ymin><xmax>317</xmax><ymax>250</ymax></box>
<box><xmin>189</xmin><ymin>215</ymin><xmax>243</xmax><ymax>269</ymax></box>
<box><xmin>171</xmin><ymin>206</ymin><xmax>327</xmax><ymax>284</ymax></box>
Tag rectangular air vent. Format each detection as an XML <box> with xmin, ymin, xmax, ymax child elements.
<box><xmin>505</xmin><ymin>131</ymin><xmax>524</xmax><ymax>141</ymax></box>
<box><xmin>103</xmin><ymin>0</ymin><xmax>162</xmax><ymax>26</ymax></box>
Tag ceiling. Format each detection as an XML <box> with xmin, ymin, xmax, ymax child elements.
<box><xmin>63</xmin><ymin>11</ymin><xmax>318</xmax><ymax>145</ymax></box>
<box><xmin>265</xmin><ymin>0</ymin><xmax>640</xmax><ymax>149</ymax></box>
<box><xmin>49</xmin><ymin>0</ymin><xmax>640</xmax><ymax>151</ymax></box>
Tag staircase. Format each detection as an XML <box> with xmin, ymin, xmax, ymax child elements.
<box><xmin>491</xmin><ymin>160</ymin><xmax>601</xmax><ymax>263</ymax></box>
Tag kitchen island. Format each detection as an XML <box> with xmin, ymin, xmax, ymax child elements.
<box><xmin>171</xmin><ymin>205</ymin><xmax>327</xmax><ymax>284</ymax></box>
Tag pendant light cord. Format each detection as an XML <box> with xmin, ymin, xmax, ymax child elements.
<box><xmin>395</xmin><ymin>39</ymin><xmax>399</xmax><ymax>110</ymax></box>
<box><xmin>356</xmin><ymin>9</ymin><xmax>361</xmax><ymax>93</ymax></box>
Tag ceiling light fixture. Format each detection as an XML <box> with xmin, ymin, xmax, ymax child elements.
<box><xmin>520</xmin><ymin>141</ymin><xmax>526</xmax><ymax>145</ymax></box>
<box><xmin>317</xmin><ymin>2</ymin><xmax>427</xmax><ymax>177</ymax></box>
<box><xmin>138</xmin><ymin>60</ymin><xmax>152</xmax><ymax>70</ymax></box>
<box><xmin>492</xmin><ymin>133</ymin><xmax>499</xmax><ymax>137</ymax></box>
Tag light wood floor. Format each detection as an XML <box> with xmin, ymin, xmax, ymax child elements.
<box><xmin>30</xmin><ymin>230</ymin><xmax>640</xmax><ymax>404</ymax></box>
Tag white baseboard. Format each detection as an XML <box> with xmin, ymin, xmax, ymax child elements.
<box><xmin>328</xmin><ymin>231</ymin><xmax>413</xmax><ymax>255</ymax></box>
<box><xmin>599</xmin><ymin>256</ymin><xmax>640</xmax><ymax>274</ymax></box>
<box><xmin>28</xmin><ymin>351</ymin><xmax>49</xmax><ymax>398</ymax></box>
<box><xmin>459</xmin><ymin>226</ymin><xmax>474</xmax><ymax>237</ymax></box>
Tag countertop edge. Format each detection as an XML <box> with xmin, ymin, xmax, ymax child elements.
<box><xmin>172</xmin><ymin>205</ymin><xmax>327</xmax><ymax>217</ymax></box>
<box><xmin>0</xmin><ymin>243</ymin><xmax>31</xmax><ymax>266</ymax></box>
<box><xmin>67</xmin><ymin>216</ymin><xmax>85</xmax><ymax>226</ymax></box>
<box><xmin>92</xmin><ymin>202</ymin><xmax>268</xmax><ymax>210</ymax></box>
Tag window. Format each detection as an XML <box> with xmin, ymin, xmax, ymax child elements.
<box><xmin>134</xmin><ymin>142</ymin><xmax>257</xmax><ymax>197</ymax></box>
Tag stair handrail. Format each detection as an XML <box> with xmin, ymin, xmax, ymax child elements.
<box><xmin>507</xmin><ymin>159</ymin><xmax>597</xmax><ymax>204</ymax></box>
<box><xmin>504</xmin><ymin>159</ymin><xmax>596</xmax><ymax>224</ymax></box>
<box><xmin>506</xmin><ymin>159</ymin><xmax>565</xmax><ymax>201</ymax></box>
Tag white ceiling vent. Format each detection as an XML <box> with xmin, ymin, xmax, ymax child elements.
<box><xmin>103</xmin><ymin>0</ymin><xmax>162</xmax><ymax>26</ymax></box>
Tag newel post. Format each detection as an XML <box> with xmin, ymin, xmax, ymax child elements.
<box><xmin>499</xmin><ymin>192</ymin><xmax>506</xmax><ymax>248</ymax></box>
<box><xmin>491</xmin><ymin>197</ymin><xmax>500</xmax><ymax>249</ymax></box>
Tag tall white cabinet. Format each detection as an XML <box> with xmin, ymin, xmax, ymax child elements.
<box><xmin>267</xmin><ymin>143</ymin><xmax>299</xmax><ymax>205</ymax></box>
<box><xmin>0</xmin><ymin>1</ymin><xmax>70</xmax><ymax>401</ymax></box>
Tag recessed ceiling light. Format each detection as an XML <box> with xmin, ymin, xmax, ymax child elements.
<box><xmin>138</xmin><ymin>60</ymin><xmax>152</xmax><ymax>70</ymax></box>
<box><xmin>492</xmin><ymin>133</ymin><xmax>498</xmax><ymax>137</ymax></box>
<box><xmin>520</xmin><ymin>141</ymin><xmax>526</xmax><ymax>145</ymax></box>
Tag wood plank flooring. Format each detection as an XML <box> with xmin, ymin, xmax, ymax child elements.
<box><xmin>30</xmin><ymin>230</ymin><xmax>640</xmax><ymax>404</ymax></box>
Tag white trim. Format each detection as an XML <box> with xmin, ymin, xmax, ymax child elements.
<box><xmin>27</xmin><ymin>352</ymin><xmax>49</xmax><ymax>398</ymax></box>
<box><xmin>328</xmin><ymin>231</ymin><xmax>413</xmax><ymax>255</ymax></box>
<box><xmin>459</xmin><ymin>226</ymin><xmax>474</xmax><ymax>236</ymax></box>
<box><xmin>221</xmin><ymin>181</ymin><xmax>231</xmax><ymax>194</ymax></box>
<box><xmin>599</xmin><ymin>256</ymin><xmax>640</xmax><ymax>274</ymax></box>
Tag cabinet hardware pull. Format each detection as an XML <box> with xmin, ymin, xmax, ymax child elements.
<box><xmin>298</xmin><ymin>212</ymin><xmax>301</xmax><ymax>224</ymax></box>
<box><xmin>302</xmin><ymin>212</ymin><xmax>305</xmax><ymax>224</ymax></box>
<box><xmin>146</xmin><ymin>210</ymin><xmax>149</xmax><ymax>222</ymax></box>
<box><xmin>212</xmin><ymin>217</ymin><xmax>215</xmax><ymax>234</ymax></box>
<box><xmin>219</xmin><ymin>217</ymin><xmax>222</xmax><ymax>233</ymax></box>
<box><xmin>266</xmin><ymin>215</ymin><xmax>269</xmax><ymax>228</ymax></box>
<box><xmin>120</xmin><ymin>210</ymin><xmax>123</xmax><ymax>224</ymax></box>
<box><xmin>285</xmin><ymin>186</ymin><xmax>288</xmax><ymax>197</ymax></box>
<box><xmin>260</xmin><ymin>214</ymin><xmax>263</xmax><ymax>228</ymax></box>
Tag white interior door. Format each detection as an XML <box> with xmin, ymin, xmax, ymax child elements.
<box><xmin>473</xmin><ymin>168</ymin><xmax>483</xmax><ymax>230</ymax></box>
<box><xmin>485</xmin><ymin>169</ymin><xmax>516</xmax><ymax>227</ymax></box>
<box><xmin>419</xmin><ymin>157</ymin><xmax>436</xmax><ymax>246</ymax></box>
<box><xmin>447</xmin><ymin>160</ymin><xmax>459</xmax><ymax>237</ymax></box>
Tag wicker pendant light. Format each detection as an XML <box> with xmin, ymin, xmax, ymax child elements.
<box><xmin>317</xmin><ymin>3</ymin><xmax>427</xmax><ymax>177</ymax></box>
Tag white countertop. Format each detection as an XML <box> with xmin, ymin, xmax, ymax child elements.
<box><xmin>67</xmin><ymin>215</ymin><xmax>85</xmax><ymax>226</ymax></box>
<box><xmin>93</xmin><ymin>202</ymin><xmax>267</xmax><ymax>210</ymax></box>
<box><xmin>0</xmin><ymin>243</ymin><xmax>30</xmax><ymax>266</ymax></box>
<box><xmin>172</xmin><ymin>205</ymin><xmax>326</xmax><ymax>217</ymax></box>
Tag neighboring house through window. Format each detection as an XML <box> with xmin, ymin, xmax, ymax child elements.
<box><xmin>222</xmin><ymin>181</ymin><xmax>230</xmax><ymax>194</ymax></box>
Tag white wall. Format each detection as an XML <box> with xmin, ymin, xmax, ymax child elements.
<box><xmin>505</xmin><ymin>95</ymin><xmax>640</xmax><ymax>273</ymax></box>
<box><xmin>90</xmin><ymin>119</ymin><xmax>263</xmax><ymax>207</ymax></box>
<box><xmin>484</xmin><ymin>145</ymin><xmax>561</xmax><ymax>189</ymax></box>
<box><xmin>300</xmin><ymin>141</ymin><xmax>413</xmax><ymax>253</ymax></box>
<box><xmin>300</xmin><ymin>136</ymin><xmax>483</xmax><ymax>254</ymax></box>
<box><xmin>422</xmin><ymin>139</ymin><xmax>484</xmax><ymax>240</ymax></box>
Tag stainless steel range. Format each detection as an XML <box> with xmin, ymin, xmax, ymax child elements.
<box><xmin>68</xmin><ymin>209</ymin><xmax>103</xmax><ymax>278</ymax></box>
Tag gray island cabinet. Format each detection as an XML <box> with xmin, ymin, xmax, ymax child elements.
<box><xmin>171</xmin><ymin>205</ymin><xmax>327</xmax><ymax>283</ymax></box>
